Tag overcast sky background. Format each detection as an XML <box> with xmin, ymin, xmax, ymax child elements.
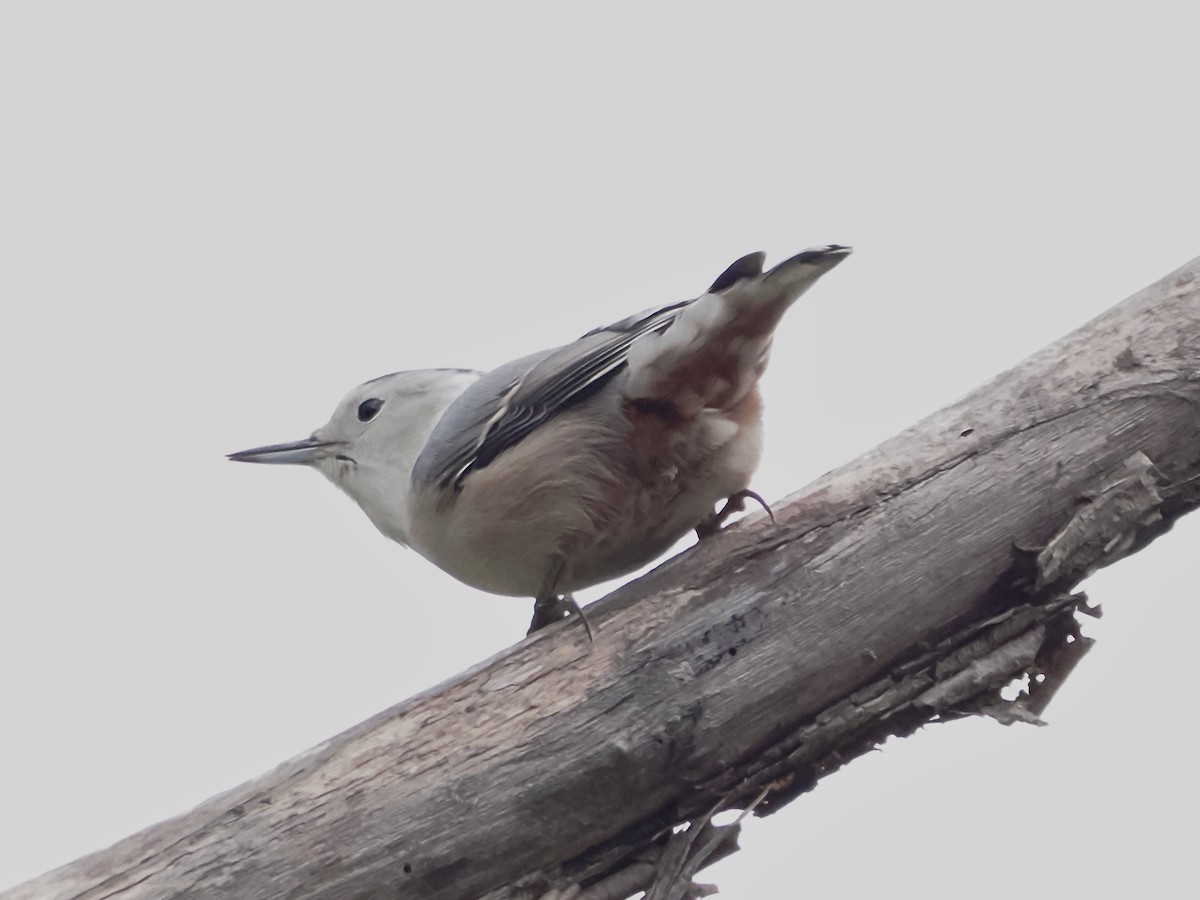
<box><xmin>3</xmin><ymin>4</ymin><xmax>1198</xmax><ymax>898</ymax></box>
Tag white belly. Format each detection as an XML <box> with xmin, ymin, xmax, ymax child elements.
<box><xmin>407</xmin><ymin>396</ymin><xmax>763</xmax><ymax>598</ymax></box>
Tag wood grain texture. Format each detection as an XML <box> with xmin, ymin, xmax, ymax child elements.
<box><xmin>8</xmin><ymin>255</ymin><xmax>1200</xmax><ymax>900</ymax></box>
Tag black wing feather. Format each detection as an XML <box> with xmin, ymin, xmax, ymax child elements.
<box><xmin>413</xmin><ymin>251</ymin><xmax>761</xmax><ymax>490</ymax></box>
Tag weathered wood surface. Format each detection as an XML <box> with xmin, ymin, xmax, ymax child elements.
<box><xmin>8</xmin><ymin>256</ymin><xmax>1200</xmax><ymax>900</ymax></box>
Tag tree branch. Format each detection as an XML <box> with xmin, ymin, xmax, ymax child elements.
<box><xmin>8</xmin><ymin>255</ymin><xmax>1200</xmax><ymax>900</ymax></box>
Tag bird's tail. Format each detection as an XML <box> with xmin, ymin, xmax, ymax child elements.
<box><xmin>624</xmin><ymin>244</ymin><xmax>851</xmax><ymax>416</ymax></box>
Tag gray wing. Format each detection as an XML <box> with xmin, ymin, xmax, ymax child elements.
<box><xmin>411</xmin><ymin>251</ymin><xmax>765</xmax><ymax>490</ymax></box>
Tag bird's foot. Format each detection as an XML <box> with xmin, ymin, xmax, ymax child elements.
<box><xmin>528</xmin><ymin>593</ymin><xmax>594</xmax><ymax>640</ymax></box>
<box><xmin>695</xmin><ymin>488</ymin><xmax>776</xmax><ymax>539</ymax></box>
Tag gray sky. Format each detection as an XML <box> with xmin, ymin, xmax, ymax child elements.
<box><xmin>2</xmin><ymin>3</ymin><xmax>1198</xmax><ymax>897</ymax></box>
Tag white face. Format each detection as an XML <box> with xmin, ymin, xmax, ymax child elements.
<box><xmin>229</xmin><ymin>368</ymin><xmax>480</xmax><ymax>545</ymax></box>
<box><xmin>314</xmin><ymin>369</ymin><xmax>474</xmax><ymax>473</ymax></box>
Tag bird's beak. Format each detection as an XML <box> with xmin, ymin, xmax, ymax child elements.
<box><xmin>227</xmin><ymin>437</ymin><xmax>337</xmax><ymax>466</ymax></box>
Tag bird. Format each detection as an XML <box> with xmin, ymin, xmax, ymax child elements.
<box><xmin>229</xmin><ymin>244</ymin><xmax>851</xmax><ymax>635</ymax></box>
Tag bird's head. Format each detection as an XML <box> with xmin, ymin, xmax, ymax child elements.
<box><xmin>228</xmin><ymin>368</ymin><xmax>479</xmax><ymax>544</ymax></box>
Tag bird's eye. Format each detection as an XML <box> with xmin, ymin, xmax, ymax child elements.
<box><xmin>357</xmin><ymin>398</ymin><xmax>384</xmax><ymax>422</ymax></box>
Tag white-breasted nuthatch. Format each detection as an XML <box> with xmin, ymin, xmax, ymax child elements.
<box><xmin>229</xmin><ymin>245</ymin><xmax>851</xmax><ymax>634</ymax></box>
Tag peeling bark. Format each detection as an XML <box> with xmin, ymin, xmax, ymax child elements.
<box><xmin>6</xmin><ymin>256</ymin><xmax>1200</xmax><ymax>900</ymax></box>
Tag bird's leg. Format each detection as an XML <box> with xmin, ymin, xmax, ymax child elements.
<box><xmin>528</xmin><ymin>557</ymin><xmax>594</xmax><ymax>640</ymax></box>
<box><xmin>695</xmin><ymin>488</ymin><xmax>776</xmax><ymax>539</ymax></box>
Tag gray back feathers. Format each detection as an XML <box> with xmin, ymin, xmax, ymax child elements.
<box><xmin>411</xmin><ymin>301</ymin><xmax>689</xmax><ymax>489</ymax></box>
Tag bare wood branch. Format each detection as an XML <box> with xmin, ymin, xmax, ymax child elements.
<box><xmin>7</xmin><ymin>255</ymin><xmax>1200</xmax><ymax>900</ymax></box>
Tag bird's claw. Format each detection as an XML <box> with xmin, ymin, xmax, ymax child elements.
<box><xmin>528</xmin><ymin>594</ymin><xmax>594</xmax><ymax>641</ymax></box>
<box><xmin>695</xmin><ymin>488</ymin><xmax>775</xmax><ymax>539</ymax></box>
